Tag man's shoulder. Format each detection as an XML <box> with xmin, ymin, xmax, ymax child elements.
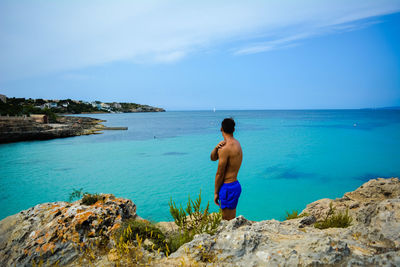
<box><xmin>218</xmin><ymin>145</ymin><xmax>230</xmax><ymax>156</ymax></box>
<box><xmin>231</xmin><ymin>139</ymin><xmax>241</xmax><ymax>147</ymax></box>
<box><xmin>219</xmin><ymin>142</ymin><xmax>237</xmax><ymax>155</ymax></box>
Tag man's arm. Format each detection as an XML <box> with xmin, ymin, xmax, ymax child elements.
<box><xmin>214</xmin><ymin>148</ymin><xmax>228</xmax><ymax>206</ymax></box>
<box><xmin>210</xmin><ymin>141</ymin><xmax>226</xmax><ymax>161</ymax></box>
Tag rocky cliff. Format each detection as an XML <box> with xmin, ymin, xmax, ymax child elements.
<box><xmin>0</xmin><ymin>194</ymin><xmax>137</xmax><ymax>266</ymax></box>
<box><xmin>0</xmin><ymin>178</ymin><xmax>399</xmax><ymax>266</ymax></box>
<box><xmin>165</xmin><ymin>177</ymin><xmax>400</xmax><ymax>266</ymax></box>
<box><xmin>0</xmin><ymin>115</ymin><xmax>105</xmax><ymax>143</ymax></box>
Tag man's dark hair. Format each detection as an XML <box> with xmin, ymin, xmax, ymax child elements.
<box><xmin>221</xmin><ymin>118</ymin><xmax>235</xmax><ymax>134</ymax></box>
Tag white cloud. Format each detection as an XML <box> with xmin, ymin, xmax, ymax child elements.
<box><xmin>234</xmin><ymin>19</ymin><xmax>384</xmax><ymax>55</ymax></box>
<box><xmin>0</xmin><ymin>0</ymin><xmax>399</xmax><ymax>80</ymax></box>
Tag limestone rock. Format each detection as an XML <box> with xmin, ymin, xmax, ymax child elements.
<box><xmin>0</xmin><ymin>194</ymin><xmax>136</xmax><ymax>266</ymax></box>
<box><xmin>161</xmin><ymin>178</ymin><xmax>400</xmax><ymax>266</ymax></box>
<box><xmin>299</xmin><ymin>215</ymin><xmax>316</xmax><ymax>228</ymax></box>
<box><xmin>1</xmin><ymin>178</ymin><xmax>399</xmax><ymax>266</ymax></box>
<box><xmin>301</xmin><ymin>177</ymin><xmax>400</xmax><ymax>222</ymax></box>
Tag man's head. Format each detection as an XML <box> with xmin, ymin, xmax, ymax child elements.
<box><xmin>221</xmin><ymin>118</ymin><xmax>235</xmax><ymax>134</ymax></box>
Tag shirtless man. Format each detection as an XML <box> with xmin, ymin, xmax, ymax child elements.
<box><xmin>210</xmin><ymin>118</ymin><xmax>243</xmax><ymax>220</ymax></box>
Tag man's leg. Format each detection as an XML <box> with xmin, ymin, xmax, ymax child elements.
<box><xmin>222</xmin><ymin>208</ymin><xmax>236</xmax><ymax>220</ymax></box>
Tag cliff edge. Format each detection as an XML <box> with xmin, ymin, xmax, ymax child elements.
<box><xmin>0</xmin><ymin>116</ymin><xmax>105</xmax><ymax>143</ymax></box>
<box><xmin>164</xmin><ymin>177</ymin><xmax>400</xmax><ymax>266</ymax></box>
<box><xmin>0</xmin><ymin>178</ymin><xmax>399</xmax><ymax>266</ymax></box>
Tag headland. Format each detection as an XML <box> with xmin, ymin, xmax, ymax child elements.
<box><xmin>0</xmin><ymin>95</ymin><xmax>165</xmax><ymax>144</ymax></box>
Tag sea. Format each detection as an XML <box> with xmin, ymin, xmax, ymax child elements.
<box><xmin>1</xmin><ymin>110</ymin><xmax>400</xmax><ymax>222</ymax></box>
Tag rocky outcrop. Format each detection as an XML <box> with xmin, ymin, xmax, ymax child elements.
<box><xmin>0</xmin><ymin>115</ymin><xmax>105</xmax><ymax>143</ymax></box>
<box><xmin>124</xmin><ymin>106</ymin><xmax>165</xmax><ymax>113</ymax></box>
<box><xmin>163</xmin><ymin>178</ymin><xmax>400</xmax><ymax>266</ymax></box>
<box><xmin>0</xmin><ymin>194</ymin><xmax>136</xmax><ymax>266</ymax></box>
<box><xmin>0</xmin><ymin>178</ymin><xmax>399</xmax><ymax>266</ymax></box>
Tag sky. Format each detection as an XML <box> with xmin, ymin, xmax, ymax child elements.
<box><xmin>0</xmin><ymin>0</ymin><xmax>400</xmax><ymax>110</ymax></box>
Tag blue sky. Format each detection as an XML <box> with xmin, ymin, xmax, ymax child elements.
<box><xmin>0</xmin><ymin>1</ymin><xmax>400</xmax><ymax>110</ymax></box>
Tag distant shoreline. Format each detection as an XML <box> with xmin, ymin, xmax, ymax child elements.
<box><xmin>61</xmin><ymin>110</ymin><xmax>166</xmax><ymax>115</ymax></box>
<box><xmin>0</xmin><ymin>115</ymin><xmax>105</xmax><ymax>144</ymax></box>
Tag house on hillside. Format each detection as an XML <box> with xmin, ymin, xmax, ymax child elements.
<box><xmin>91</xmin><ymin>102</ymin><xmax>100</xmax><ymax>109</ymax></box>
<box><xmin>0</xmin><ymin>94</ymin><xmax>6</xmax><ymax>103</ymax></box>
<box><xmin>40</xmin><ymin>103</ymin><xmax>50</xmax><ymax>109</ymax></box>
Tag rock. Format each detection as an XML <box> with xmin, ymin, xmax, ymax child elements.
<box><xmin>1</xmin><ymin>178</ymin><xmax>399</xmax><ymax>266</ymax></box>
<box><xmin>160</xmin><ymin>178</ymin><xmax>400</xmax><ymax>266</ymax></box>
<box><xmin>0</xmin><ymin>194</ymin><xmax>136</xmax><ymax>266</ymax></box>
<box><xmin>155</xmin><ymin>221</ymin><xmax>179</xmax><ymax>235</ymax></box>
<box><xmin>0</xmin><ymin>115</ymin><xmax>105</xmax><ymax>144</ymax></box>
<box><xmin>107</xmin><ymin>248</ymin><xmax>119</xmax><ymax>261</ymax></box>
<box><xmin>301</xmin><ymin>177</ymin><xmax>400</xmax><ymax>222</ymax></box>
<box><xmin>299</xmin><ymin>215</ymin><xmax>316</xmax><ymax>228</ymax></box>
<box><xmin>144</xmin><ymin>238</ymin><xmax>155</xmax><ymax>247</ymax></box>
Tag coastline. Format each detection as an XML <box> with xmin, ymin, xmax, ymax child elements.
<box><xmin>0</xmin><ymin>115</ymin><xmax>106</xmax><ymax>144</ymax></box>
<box><xmin>60</xmin><ymin>109</ymin><xmax>167</xmax><ymax>115</ymax></box>
<box><xmin>0</xmin><ymin>109</ymin><xmax>164</xmax><ymax>144</ymax></box>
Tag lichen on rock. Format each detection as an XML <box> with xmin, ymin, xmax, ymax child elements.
<box><xmin>0</xmin><ymin>194</ymin><xmax>136</xmax><ymax>266</ymax></box>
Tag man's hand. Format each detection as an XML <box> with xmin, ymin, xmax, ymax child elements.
<box><xmin>214</xmin><ymin>193</ymin><xmax>220</xmax><ymax>206</ymax></box>
<box><xmin>216</xmin><ymin>140</ymin><xmax>226</xmax><ymax>150</ymax></box>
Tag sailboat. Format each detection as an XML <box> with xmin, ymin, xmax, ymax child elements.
<box><xmin>213</xmin><ymin>107</ymin><xmax>216</xmax><ymax>112</ymax></box>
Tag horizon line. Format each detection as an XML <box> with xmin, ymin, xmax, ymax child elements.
<box><xmin>166</xmin><ymin>107</ymin><xmax>400</xmax><ymax>111</ymax></box>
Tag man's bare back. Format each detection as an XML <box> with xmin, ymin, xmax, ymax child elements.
<box><xmin>214</xmin><ymin>139</ymin><xmax>242</xmax><ymax>183</ymax></box>
<box><xmin>210</xmin><ymin>118</ymin><xmax>243</xmax><ymax>220</ymax></box>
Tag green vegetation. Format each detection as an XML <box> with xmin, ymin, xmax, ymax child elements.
<box><xmin>166</xmin><ymin>231</ymin><xmax>194</xmax><ymax>254</ymax></box>
<box><xmin>120</xmin><ymin>102</ymin><xmax>143</xmax><ymax>112</ymax></box>
<box><xmin>169</xmin><ymin>191</ymin><xmax>222</xmax><ymax>235</ymax></box>
<box><xmin>63</xmin><ymin>100</ymin><xmax>100</xmax><ymax>114</ymax></box>
<box><xmin>168</xmin><ymin>190</ymin><xmax>222</xmax><ymax>251</ymax></box>
<box><xmin>43</xmin><ymin>108</ymin><xmax>58</xmax><ymax>123</ymax></box>
<box><xmin>68</xmin><ymin>188</ymin><xmax>85</xmax><ymax>202</ymax></box>
<box><xmin>115</xmin><ymin>219</ymin><xmax>168</xmax><ymax>253</ymax></box>
<box><xmin>314</xmin><ymin>202</ymin><xmax>353</xmax><ymax>229</ymax></box>
<box><xmin>81</xmin><ymin>193</ymin><xmax>102</xmax><ymax>205</ymax></box>
<box><xmin>68</xmin><ymin>189</ymin><xmax>102</xmax><ymax>205</ymax></box>
<box><xmin>112</xmin><ymin>220</ymin><xmax>162</xmax><ymax>266</ymax></box>
<box><xmin>0</xmin><ymin>97</ymin><xmax>60</xmax><ymax>120</ymax></box>
<box><xmin>285</xmin><ymin>210</ymin><xmax>309</xmax><ymax>220</ymax></box>
<box><xmin>0</xmin><ymin>96</ymin><xmax>161</xmax><ymax>117</ymax></box>
<box><xmin>112</xmin><ymin>191</ymin><xmax>222</xmax><ymax>265</ymax></box>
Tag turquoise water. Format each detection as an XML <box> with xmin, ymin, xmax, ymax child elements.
<box><xmin>1</xmin><ymin>110</ymin><xmax>400</xmax><ymax>221</ymax></box>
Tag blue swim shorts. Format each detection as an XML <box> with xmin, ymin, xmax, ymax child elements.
<box><xmin>218</xmin><ymin>180</ymin><xmax>242</xmax><ymax>209</ymax></box>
